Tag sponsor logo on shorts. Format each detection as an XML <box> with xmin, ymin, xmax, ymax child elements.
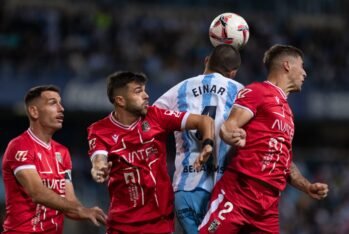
<box><xmin>208</xmin><ymin>219</ymin><xmax>221</xmax><ymax>233</ymax></box>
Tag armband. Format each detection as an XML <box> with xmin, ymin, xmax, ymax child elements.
<box><xmin>202</xmin><ymin>138</ymin><xmax>214</xmax><ymax>148</ymax></box>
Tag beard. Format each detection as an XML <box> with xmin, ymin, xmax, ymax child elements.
<box><xmin>125</xmin><ymin>103</ymin><xmax>148</xmax><ymax>117</ymax></box>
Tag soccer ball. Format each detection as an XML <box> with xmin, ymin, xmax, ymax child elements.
<box><xmin>209</xmin><ymin>12</ymin><xmax>250</xmax><ymax>49</ymax></box>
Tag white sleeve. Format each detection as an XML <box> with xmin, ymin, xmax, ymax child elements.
<box><xmin>153</xmin><ymin>83</ymin><xmax>181</xmax><ymax>110</ymax></box>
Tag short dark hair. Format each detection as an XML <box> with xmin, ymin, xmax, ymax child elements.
<box><xmin>263</xmin><ymin>44</ymin><xmax>304</xmax><ymax>71</ymax></box>
<box><xmin>107</xmin><ymin>71</ymin><xmax>148</xmax><ymax>104</ymax></box>
<box><xmin>24</xmin><ymin>85</ymin><xmax>60</xmax><ymax>106</ymax></box>
<box><xmin>207</xmin><ymin>44</ymin><xmax>241</xmax><ymax>77</ymax></box>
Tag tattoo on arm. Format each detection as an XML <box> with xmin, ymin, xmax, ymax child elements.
<box><xmin>289</xmin><ymin>162</ymin><xmax>311</xmax><ymax>193</ymax></box>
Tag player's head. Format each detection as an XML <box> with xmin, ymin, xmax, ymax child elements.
<box><xmin>107</xmin><ymin>71</ymin><xmax>149</xmax><ymax>116</ymax></box>
<box><xmin>24</xmin><ymin>85</ymin><xmax>64</xmax><ymax>131</ymax></box>
<box><xmin>205</xmin><ymin>44</ymin><xmax>241</xmax><ymax>78</ymax></box>
<box><xmin>263</xmin><ymin>44</ymin><xmax>307</xmax><ymax>92</ymax></box>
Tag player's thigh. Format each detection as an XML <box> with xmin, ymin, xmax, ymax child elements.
<box><xmin>198</xmin><ymin>189</ymin><xmax>244</xmax><ymax>234</ymax></box>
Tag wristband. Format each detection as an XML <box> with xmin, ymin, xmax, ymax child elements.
<box><xmin>202</xmin><ymin>138</ymin><xmax>214</xmax><ymax>148</ymax></box>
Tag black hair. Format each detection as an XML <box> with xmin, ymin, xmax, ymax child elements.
<box><xmin>107</xmin><ymin>71</ymin><xmax>148</xmax><ymax>104</ymax></box>
<box><xmin>207</xmin><ymin>44</ymin><xmax>241</xmax><ymax>77</ymax></box>
<box><xmin>24</xmin><ymin>85</ymin><xmax>60</xmax><ymax>106</ymax></box>
<box><xmin>263</xmin><ymin>44</ymin><xmax>304</xmax><ymax>71</ymax></box>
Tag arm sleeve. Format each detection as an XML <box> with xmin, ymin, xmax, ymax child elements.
<box><xmin>5</xmin><ymin>141</ymin><xmax>36</xmax><ymax>175</ymax></box>
<box><xmin>87</xmin><ymin>124</ymin><xmax>108</xmax><ymax>161</ymax></box>
<box><xmin>234</xmin><ymin>83</ymin><xmax>264</xmax><ymax>116</ymax></box>
<box><xmin>151</xmin><ymin>106</ymin><xmax>188</xmax><ymax>133</ymax></box>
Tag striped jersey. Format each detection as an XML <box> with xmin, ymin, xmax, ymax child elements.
<box><xmin>154</xmin><ymin>72</ymin><xmax>244</xmax><ymax>192</ymax></box>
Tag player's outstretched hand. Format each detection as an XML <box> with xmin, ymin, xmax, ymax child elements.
<box><xmin>193</xmin><ymin>144</ymin><xmax>214</xmax><ymax>171</ymax></box>
<box><xmin>307</xmin><ymin>183</ymin><xmax>329</xmax><ymax>200</ymax></box>
<box><xmin>77</xmin><ymin>206</ymin><xmax>107</xmax><ymax>226</ymax></box>
<box><xmin>91</xmin><ymin>161</ymin><xmax>112</xmax><ymax>183</ymax></box>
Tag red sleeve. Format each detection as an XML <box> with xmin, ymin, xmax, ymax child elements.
<box><xmin>234</xmin><ymin>83</ymin><xmax>264</xmax><ymax>116</ymax></box>
<box><xmin>87</xmin><ymin>123</ymin><xmax>108</xmax><ymax>158</ymax></box>
<box><xmin>5</xmin><ymin>139</ymin><xmax>36</xmax><ymax>173</ymax></box>
<box><xmin>150</xmin><ymin>106</ymin><xmax>187</xmax><ymax>133</ymax></box>
<box><xmin>61</xmin><ymin>146</ymin><xmax>72</xmax><ymax>171</ymax></box>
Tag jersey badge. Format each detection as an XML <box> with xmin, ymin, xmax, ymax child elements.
<box><xmin>208</xmin><ymin>218</ymin><xmax>221</xmax><ymax>233</ymax></box>
<box><xmin>55</xmin><ymin>152</ymin><xmax>62</xmax><ymax>163</ymax></box>
<box><xmin>142</xmin><ymin>121</ymin><xmax>150</xmax><ymax>132</ymax></box>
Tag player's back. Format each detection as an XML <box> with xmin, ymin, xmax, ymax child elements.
<box><xmin>154</xmin><ymin>72</ymin><xmax>244</xmax><ymax>192</ymax></box>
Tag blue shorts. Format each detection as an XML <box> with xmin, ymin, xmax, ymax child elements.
<box><xmin>175</xmin><ymin>189</ymin><xmax>210</xmax><ymax>234</ymax></box>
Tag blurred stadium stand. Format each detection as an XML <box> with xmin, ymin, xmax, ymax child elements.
<box><xmin>0</xmin><ymin>0</ymin><xmax>348</xmax><ymax>233</ymax></box>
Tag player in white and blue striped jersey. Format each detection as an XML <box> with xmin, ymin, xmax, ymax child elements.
<box><xmin>154</xmin><ymin>44</ymin><xmax>243</xmax><ymax>234</ymax></box>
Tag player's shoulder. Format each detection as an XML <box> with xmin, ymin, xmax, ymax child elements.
<box><xmin>211</xmin><ymin>73</ymin><xmax>244</xmax><ymax>87</ymax></box>
<box><xmin>147</xmin><ymin>105</ymin><xmax>161</xmax><ymax>115</ymax></box>
<box><xmin>6</xmin><ymin>131</ymin><xmax>30</xmax><ymax>150</ymax></box>
<box><xmin>88</xmin><ymin>114</ymin><xmax>111</xmax><ymax>131</ymax></box>
<box><xmin>244</xmin><ymin>82</ymin><xmax>269</xmax><ymax>92</ymax></box>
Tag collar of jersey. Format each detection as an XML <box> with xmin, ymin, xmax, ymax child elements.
<box><xmin>27</xmin><ymin>128</ymin><xmax>52</xmax><ymax>149</ymax></box>
<box><xmin>109</xmin><ymin>112</ymin><xmax>141</xmax><ymax>130</ymax></box>
<box><xmin>264</xmin><ymin>81</ymin><xmax>287</xmax><ymax>100</ymax></box>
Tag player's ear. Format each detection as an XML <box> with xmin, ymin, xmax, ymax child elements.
<box><xmin>283</xmin><ymin>60</ymin><xmax>291</xmax><ymax>72</ymax></box>
<box><xmin>114</xmin><ymin>96</ymin><xmax>125</xmax><ymax>107</ymax></box>
<box><xmin>27</xmin><ymin>105</ymin><xmax>39</xmax><ymax>120</ymax></box>
<box><xmin>228</xmin><ymin>69</ymin><xmax>238</xmax><ymax>78</ymax></box>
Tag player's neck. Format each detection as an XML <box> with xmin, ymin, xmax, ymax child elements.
<box><xmin>113</xmin><ymin>110</ymin><xmax>140</xmax><ymax>126</ymax></box>
<box><xmin>29</xmin><ymin>125</ymin><xmax>53</xmax><ymax>144</ymax></box>
<box><xmin>267</xmin><ymin>73</ymin><xmax>290</xmax><ymax>96</ymax></box>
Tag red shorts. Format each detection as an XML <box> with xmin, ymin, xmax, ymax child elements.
<box><xmin>199</xmin><ymin>171</ymin><xmax>280</xmax><ymax>234</ymax></box>
<box><xmin>106</xmin><ymin>215</ymin><xmax>174</xmax><ymax>234</ymax></box>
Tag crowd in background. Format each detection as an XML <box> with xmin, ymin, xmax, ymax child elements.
<box><xmin>0</xmin><ymin>0</ymin><xmax>348</xmax><ymax>233</ymax></box>
<box><xmin>0</xmin><ymin>0</ymin><xmax>348</xmax><ymax>90</ymax></box>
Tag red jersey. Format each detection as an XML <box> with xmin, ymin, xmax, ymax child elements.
<box><xmin>2</xmin><ymin>129</ymin><xmax>72</xmax><ymax>234</ymax></box>
<box><xmin>227</xmin><ymin>81</ymin><xmax>294</xmax><ymax>191</ymax></box>
<box><xmin>87</xmin><ymin>106</ymin><xmax>188</xmax><ymax>233</ymax></box>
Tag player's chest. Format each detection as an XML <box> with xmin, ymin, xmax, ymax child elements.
<box><xmin>34</xmin><ymin>149</ymin><xmax>66</xmax><ymax>178</ymax></box>
<box><xmin>106</xmin><ymin>125</ymin><xmax>165</xmax><ymax>164</ymax></box>
<box><xmin>259</xmin><ymin>96</ymin><xmax>294</xmax><ymax>136</ymax></box>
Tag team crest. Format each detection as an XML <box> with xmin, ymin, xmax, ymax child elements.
<box><xmin>55</xmin><ymin>152</ymin><xmax>62</xmax><ymax>163</ymax></box>
<box><xmin>208</xmin><ymin>219</ymin><xmax>221</xmax><ymax>233</ymax></box>
<box><xmin>142</xmin><ymin>121</ymin><xmax>150</xmax><ymax>132</ymax></box>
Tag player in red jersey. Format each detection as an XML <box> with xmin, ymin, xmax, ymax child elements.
<box><xmin>2</xmin><ymin>85</ymin><xmax>107</xmax><ymax>234</ymax></box>
<box><xmin>87</xmin><ymin>71</ymin><xmax>214</xmax><ymax>234</ymax></box>
<box><xmin>198</xmin><ymin>45</ymin><xmax>329</xmax><ymax>234</ymax></box>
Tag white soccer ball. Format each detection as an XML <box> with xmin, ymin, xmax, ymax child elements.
<box><xmin>209</xmin><ymin>12</ymin><xmax>250</xmax><ymax>49</ymax></box>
